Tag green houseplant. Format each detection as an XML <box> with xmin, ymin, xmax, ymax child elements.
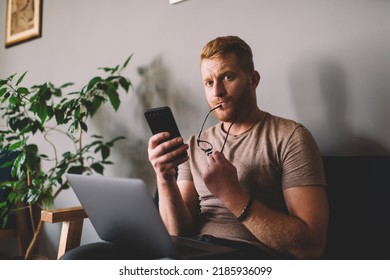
<box><xmin>0</xmin><ymin>55</ymin><xmax>133</xmax><ymax>259</ymax></box>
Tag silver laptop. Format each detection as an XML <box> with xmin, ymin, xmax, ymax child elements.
<box><xmin>66</xmin><ymin>173</ymin><xmax>236</xmax><ymax>259</ymax></box>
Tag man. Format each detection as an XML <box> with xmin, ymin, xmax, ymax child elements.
<box><xmin>148</xmin><ymin>35</ymin><xmax>328</xmax><ymax>259</ymax></box>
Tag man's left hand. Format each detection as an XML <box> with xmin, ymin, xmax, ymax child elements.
<box><xmin>202</xmin><ymin>151</ymin><xmax>243</xmax><ymax>201</ymax></box>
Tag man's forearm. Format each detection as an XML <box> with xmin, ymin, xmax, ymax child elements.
<box><xmin>157</xmin><ymin>178</ymin><xmax>196</xmax><ymax>236</ymax></box>
<box><xmin>234</xmin><ymin>198</ymin><xmax>327</xmax><ymax>260</ymax></box>
<box><xmin>217</xmin><ymin>182</ymin><xmax>328</xmax><ymax>259</ymax></box>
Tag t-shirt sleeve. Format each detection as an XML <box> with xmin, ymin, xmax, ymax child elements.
<box><xmin>281</xmin><ymin>125</ymin><xmax>326</xmax><ymax>189</ymax></box>
<box><xmin>177</xmin><ymin>157</ymin><xmax>193</xmax><ymax>181</ymax></box>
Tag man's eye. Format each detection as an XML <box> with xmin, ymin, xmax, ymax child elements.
<box><xmin>205</xmin><ymin>81</ymin><xmax>213</xmax><ymax>87</ymax></box>
<box><xmin>223</xmin><ymin>74</ymin><xmax>234</xmax><ymax>81</ymax></box>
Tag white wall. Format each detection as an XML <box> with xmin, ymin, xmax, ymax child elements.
<box><xmin>1</xmin><ymin>0</ymin><xmax>389</xmax><ymax>259</ymax></box>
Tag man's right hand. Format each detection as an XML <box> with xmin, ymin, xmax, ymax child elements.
<box><xmin>147</xmin><ymin>132</ymin><xmax>189</xmax><ymax>182</ymax></box>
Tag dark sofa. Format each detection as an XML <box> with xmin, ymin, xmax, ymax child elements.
<box><xmin>322</xmin><ymin>156</ymin><xmax>390</xmax><ymax>259</ymax></box>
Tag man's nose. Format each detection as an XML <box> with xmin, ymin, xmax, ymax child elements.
<box><xmin>212</xmin><ymin>80</ymin><xmax>225</xmax><ymax>97</ymax></box>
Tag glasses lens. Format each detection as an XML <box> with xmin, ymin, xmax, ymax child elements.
<box><xmin>197</xmin><ymin>139</ymin><xmax>212</xmax><ymax>151</ymax></box>
<box><xmin>197</xmin><ymin>107</ymin><xmax>219</xmax><ymax>155</ymax></box>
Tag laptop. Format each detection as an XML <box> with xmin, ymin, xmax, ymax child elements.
<box><xmin>66</xmin><ymin>173</ymin><xmax>237</xmax><ymax>259</ymax></box>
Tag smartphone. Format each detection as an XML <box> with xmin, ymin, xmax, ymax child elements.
<box><xmin>144</xmin><ymin>106</ymin><xmax>187</xmax><ymax>159</ymax></box>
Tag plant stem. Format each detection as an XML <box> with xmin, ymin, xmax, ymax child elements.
<box><xmin>24</xmin><ymin>219</ymin><xmax>43</xmax><ymax>260</ymax></box>
<box><xmin>43</xmin><ymin>127</ymin><xmax>59</xmax><ymax>182</ymax></box>
<box><xmin>26</xmin><ymin>171</ymin><xmax>36</xmax><ymax>233</ymax></box>
<box><xmin>79</xmin><ymin>106</ymin><xmax>84</xmax><ymax>165</ymax></box>
<box><xmin>28</xmin><ymin>203</ymin><xmax>36</xmax><ymax>233</ymax></box>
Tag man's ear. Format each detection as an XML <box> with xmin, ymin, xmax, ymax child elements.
<box><xmin>250</xmin><ymin>70</ymin><xmax>261</xmax><ymax>91</ymax></box>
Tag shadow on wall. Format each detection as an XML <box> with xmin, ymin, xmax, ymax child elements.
<box><xmin>91</xmin><ymin>56</ymin><xmax>201</xmax><ymax>191</ymax></box>
<box><xmin>135</xmin><ymin>56</ymin><xmax>202</xmax><ymax>135</ymax></box>
<box><xmin>289</xmin><ymin>57</ymin><xmax>389</xmax><ymax>156</ymax></box>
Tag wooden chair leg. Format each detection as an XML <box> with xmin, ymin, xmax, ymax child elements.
<box><xmin>41</xmin><ymin>206</ymin><xmax>88</xmax><ymax>259</ymax></box>
<box><xmin>57</xmin><ymin>219</ymin><xmax>84</xmax><ymax>259</ymax></box>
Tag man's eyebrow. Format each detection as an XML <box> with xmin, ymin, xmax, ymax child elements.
<box><xmin>214</xmin><ymin>65</ymin><xmax>233</xmax><ymax>75</ymax></box>
<box><xmin>202</xmin><ymin>71</ymin><xmax>231</xmax><ymax>81</ymax></box>
<box><xmin>218</xmin><ymin>70</ymin><xmax>236</xmax><ymax>78</ymax></box>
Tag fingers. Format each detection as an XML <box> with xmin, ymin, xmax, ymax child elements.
<box><xmin>148</xmin><ymin>133</ymin><xmax>186</xmax><ymax>157</ymax></box>
<box><xmin>148</xmin><ymin>132</ymin><xmax>171</xmax><ymax>150</ymax></box>
<box><xmin>206</xmin><ymin>150</ymin><xmax>226</xmax><ymax>165</ymax></box>
<box><xmin>148</xmin><ymin>132</ymin><xmax>188</xmax><ymax>170</ymax></box>
<box><xmin>166</xmin><ymin>144</ymin><xmax>189</xmax><ymax>164</ymax></box>
<box><xmin>148</xmin><ymin>135</ymin><xmax>187</xmax><ymax>181</ymax></box>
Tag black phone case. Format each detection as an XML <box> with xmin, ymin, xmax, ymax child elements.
<box><xmin>144</xmin><ymin>106</ymin><xmax>187</xmax><ymax>159</ymax></box>
<box><xmin>144</xmin><ymin>106</ymin><xmax>181</xmax><ymax>138</ymax></box>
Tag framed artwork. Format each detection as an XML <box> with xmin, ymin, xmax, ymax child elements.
<box><xmin>5</xmin><ymin>0</ymin><xmax>43</xmax><ymax>48</ymax></box>
<box><xmin>169</xmin><ymin>0</ymin><xmax>188</xmax><ymax>4</ymax></box>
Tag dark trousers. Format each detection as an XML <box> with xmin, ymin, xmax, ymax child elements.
<box><xmin>60</xmin><ymin>235</ymin><xmax>285</xmax><ymax>260</ymax></box>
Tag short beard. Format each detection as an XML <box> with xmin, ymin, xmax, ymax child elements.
<box><xmin>218</xmin><ymin>86</ymin><xmax>253</xmax><ymax>123</ymax></box>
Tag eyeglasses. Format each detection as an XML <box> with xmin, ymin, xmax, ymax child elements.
<box><xmin>196</xmin><ymin>105</ymin><xmax>236</xmax><ymax>156</ymax></box>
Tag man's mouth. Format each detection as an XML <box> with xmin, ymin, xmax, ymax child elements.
<box><xmin>215</xmin><ymin>100</ymin><xmax>230</xmax><ymax>108</ymax></box>
<box><xmin>213</xmin><ymin>103</ymin><xmax>223</xmax><ymax>109</ymax></box>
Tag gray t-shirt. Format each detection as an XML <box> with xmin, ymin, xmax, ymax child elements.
<box><xmin>177</xmin><ymin>112</ymin><xmax>326</xmax><ymax>251</ymax></box>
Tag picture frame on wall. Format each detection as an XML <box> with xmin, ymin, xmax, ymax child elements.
<box><xmin>5</xmin><ymin>0</ymin><xmax>43</xmax><ymax>48</ymax></box>
<box><xmin>169</xmin><ymin>0</ymin><xmax>187</xmax><ymax>4</ymax></box>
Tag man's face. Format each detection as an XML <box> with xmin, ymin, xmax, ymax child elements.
<box><xmin>200</xmin><ymin>53</ymin><xmax>257</xmax><ymax>123</ymax></box>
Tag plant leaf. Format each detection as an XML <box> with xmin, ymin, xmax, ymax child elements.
<box><xmin>16</xmin><ymin>71</ymin><xmax>28</xmax><ymax>86</ymax></box>
<box><xmin>67</xmin><ymin>166</ymin><xmax>84</xmax><ymax>174</ymax></box>
<box><xmin>101</xmin><ymin>145</ymin><xmax>110</xmax><ymax>160</ymax></box>
<box><xmin>0</xmin><ymin>87</ymin><xmax>8</xmax><ymax>97</ymax></box>
<box><xmin>68</xmin><ymin>121</ymin><xmax>79</xmax><ymax>134</ymax></box>
<box><xmin>25</xmin><ymin>144</ymin><xmax>38</xmax><ymax>154</ymax></box>
<box><xmin>12</xmin><ymin>152</ymin><xmax>26</xmax><ymax>178</ymax></box>
<box><xmin>118</xmin><ymin>54</ymin><xmax>133</xmax><ymax>74</ymax></box>
<box><xmin>107</xmin><ymin>89</ymin><xmax>120</xmax><ymax>111</ymax></box>
<box><xmin>119</xmin><ymin>77</ymin><xmax>130</xmax><ymax>92</ymax></box>
<box><xmin>80</xmin><ymin>121</ymin><xmax>88</xmax><ymax>132</ymax></box>
<box><xmin>90</xmin><ymin>162</ymin><xmax>104</xmax><ymax>174</ymax></box>
<box><xmin>86</xmin><ymin>76</ymin><xmax>102</xmax><ymax>92</ymax></box>
<box><xmin>122</xmin><ymin>54</ymin><xmax>133</xmax><ymax>69</ymax></box>
<box><xmin>9</xmin><ymin>140</ymin><xmax>23</xmax><ymax>150</ymax></box>
<box><xmin>107</xmin><ymin>136</ymin><xmax>126</xmax><ymax>147</ymax></box>
<box><xmin>60</xmin><ymin>82</ymin><xmax>74</xmax><ymax>89</ymax></box>
<box><xmin>54</xmin><ymin>108</ymin><xmax>65</xmax><ymax>124</ymax></box>
<box><xmin>36</xmin><ymin>103</ymin><xmax>48</xmax><ymax>124</ymax></box>
<box><xmin>8</xmin><ymin>96</ymin><xmax>20</xmax><ymax>105</ymax></box>
<box><xmin>0</xmin><ymin>79</ymin><xmax>8</xmax><ymax>87</ymax></box>
<box><xmin>17</xmin><ymin>87</ymin><xmax>29</xmax><ymax>94</ymax></box>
